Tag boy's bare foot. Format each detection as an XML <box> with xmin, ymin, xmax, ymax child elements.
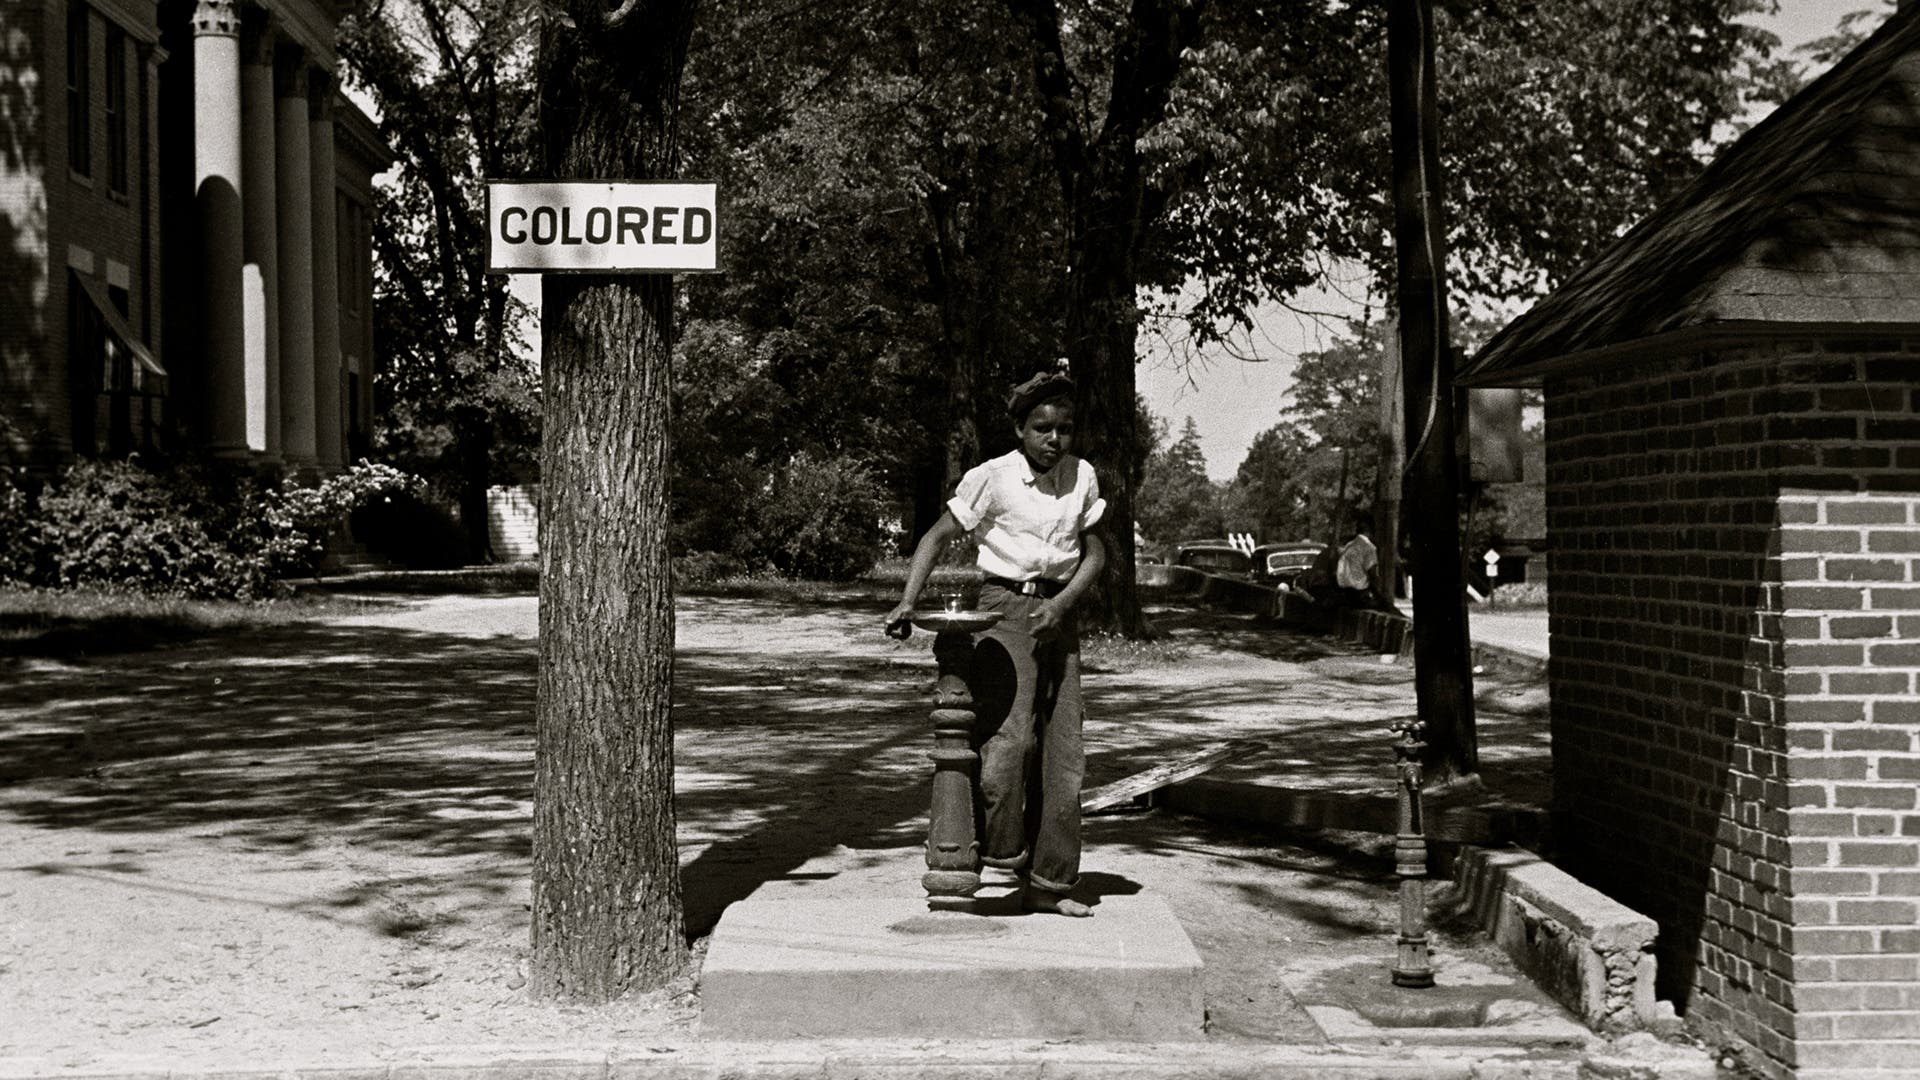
<box><xmin>1022</xmin><ymin>889</ymin><xmax>1093</xmax><ymax>917</ymax></box>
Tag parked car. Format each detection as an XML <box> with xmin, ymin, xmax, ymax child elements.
<box><xmin>1251</xmin><ymin>542</ymin><xmax>1325</xmax><ymax>589</ymax></box>
<box><xmin>1173</xmin><ymin>541</ymin><xmax>1252</xmax><ymax>577</ymax></box>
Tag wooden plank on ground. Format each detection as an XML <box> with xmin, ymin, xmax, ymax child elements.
<box><xmin>1082</xmin><ymin>738</ymin><xmax>1269</xmax><ymax>814</ymax></box>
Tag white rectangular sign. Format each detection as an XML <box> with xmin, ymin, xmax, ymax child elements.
<box><xmin>486</xmin><ymin>181</ymin><xmax>718</xmax><ymax>274</ymax></box>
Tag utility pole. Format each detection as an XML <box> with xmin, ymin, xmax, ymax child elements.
<box><xmin>1388</xmin><ymin>0</ymin><xmax>1477</xmax><ymax>784</ymax></box>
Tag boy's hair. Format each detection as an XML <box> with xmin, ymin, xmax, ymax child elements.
<box><xmin>1007</xmin><ymin>370</ymin><xmax>1075</xmax><ymax>424</ymax></box>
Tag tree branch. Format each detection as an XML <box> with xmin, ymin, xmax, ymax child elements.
<box><xmin>602</xmin><ymin>0</ymin><xmax>642</xmax><ymax>28</ymax></box>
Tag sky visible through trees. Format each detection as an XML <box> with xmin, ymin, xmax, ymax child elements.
<box><xmin>1148</xmin><ymin>0</ymin><xmax>1894</xmax><ymax>482</ymax></box>
<box><xmin>338</xmin><ymin>0</ymin><xmax>1896</xmax><ymax>576</ymax></box>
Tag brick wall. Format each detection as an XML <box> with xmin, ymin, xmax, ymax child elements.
<box><xmin>1545</xmin><ymin>335</ymin><xmax>1920</xmax><ymax>1079</ymax></box>
<box><xmin>1</xmin><ymin>0</ymin><xmax>53</xmax><ymax>464</ymax></box>
<box><xmin>2</xmin><ymin>0</ymin><xmax>161</xmax><ymax>468</ymax></box>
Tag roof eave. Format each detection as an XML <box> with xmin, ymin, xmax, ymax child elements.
<box><xmin>1456</xmin><ymin>319</ymin><xmax>1920</xmax><ymax>388</ymax></box>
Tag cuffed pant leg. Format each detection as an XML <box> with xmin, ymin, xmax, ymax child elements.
<box><xmin>1025</xmin><ymin>643</ymin><xmax>1084</xmax><ymax>894</ymax></box>
<box><xmin>971</xmin><ymin>623</ymin><xmax>1037</xmax><ymax>871</ymax></box>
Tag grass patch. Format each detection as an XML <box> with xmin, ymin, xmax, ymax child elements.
<box><xmin>680</xmin><ymin>574</ymin><xmax>846</xmax><ymax>605</ymax></box>
<box><xmin>1082</xmin><ymin>629</ymin><xmax>1192</xmax><ymax>674</ymax></box>
<box><xmin>291</xmin><ymin>563</ymin><xmax>541</xmax><ymax>596</ymax></box>
<box><xmin>678</xmin><ymin>559</ymin><xmax>982</xmax><ymax>608</ymax></box>
<box><xmin>0</xmin><ymin>586</ymin><xmax>376</xmax><ymax>656</ymax></box>
<box><xmin>1479</xmin><ymin>581</ymin><xmax>1547</xmax><ymax>610</ymax></box>
<box><xmin>863</xmin><ymin>556</ymin><xmax>983</xmax><ymax>593</ymax></box>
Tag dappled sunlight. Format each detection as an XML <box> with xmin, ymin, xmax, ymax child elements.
<box><xmin>2</xmin><ymin>591</ymin><xmax>1556</xmax><ymax>1052</ymax></box>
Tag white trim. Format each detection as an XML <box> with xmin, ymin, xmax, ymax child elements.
<box><xmin>265</xmin><ymin>0</ymin><xmax>337</xmax><ymax>68</ymax></box>
<box><xmin>1457</xmin><ymin>320</ymin><xmax>1920</xmax><ymax>388</ymax></box>
<box><xmin>93</xmin><ymin>0</ymin><xmax>161</xmax><ymax>43</ymax></box>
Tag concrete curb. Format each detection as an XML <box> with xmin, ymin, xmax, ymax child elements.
<box><xmin>1451</xmin><ymin>848</ymin><xmax>1670</xmax><ymax>1036</ymax></box>
<box><xmin>1145</xmin><ymin>574</ymin><xmax>1548</xmax><ymax>680</ymax></box>
<box><xmin>1157</xmin><ymin>777</ymin><xmax>1550</xmax><ymax>846</ymax></box>
<box><xmin>0</xmin><ymin>1037</ymin><xmax>1720</xmax><ymax>1080</ymax></box>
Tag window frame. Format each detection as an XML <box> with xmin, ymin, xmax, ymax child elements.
<box><xmin>104</xmin><ymin>24</ymin><xmax>127</xmax><ymax>196</ymax></box>
<box><xmin>66</xmin><ymin>1</ymin><xmax>92</xmax><ymax>179</ymax></box>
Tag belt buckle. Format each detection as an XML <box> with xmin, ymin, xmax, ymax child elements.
<box><xmin>1020</xmin><ymin>580</ymin><xmax>1042</xmax><ymax>597</ymax></box>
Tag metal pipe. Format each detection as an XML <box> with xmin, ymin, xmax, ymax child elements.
<box><xmin>1391</xmin><ymin>716</ymin><xmax>1435</xmax><ymax>988</ymax></box>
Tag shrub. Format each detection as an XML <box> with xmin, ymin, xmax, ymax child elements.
<box><xmin>751</xmin><ymin>453</ymin><xmax>884</xmax><ymax>581</ymax></box>
<box><xmin>17</xmin><ymin>458</ymin><xmax>423</xmax><ymax>600</ymax></box>
<box><xmin>0</xmin><ymin>473</ymin><xmax>34</xmax><ymax>585</ymax></box>
<box><xmin>346</xmin><ymin>486</ymin><xmax>467</xmax><ymax>570</ymax></box>
<box><xmin>266</xmin><ymin>461</ymin><xmax>426</xmax><ymax>576</ymax></box>
<box><xmin>1482</xmin><ymin>580</ymin><xmax>1548</xmax><ymax>609</ymax></box>
<box><xmin>673</xmin><ymin>550</ymin><xmax>748</xmax><ymax>588</ymax></box>
<box><xmin>33</xmin><ymin>461</ymin><xmax>248</xmax><ymax>596</ymax></box>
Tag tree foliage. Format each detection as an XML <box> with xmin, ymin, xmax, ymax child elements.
<box><xmin>1135</xmin><ymin>415</ymin><xmax>1223</xmax><ymax>544</ymax></box>
<box><xmin>338</xmin><ymin>0</ymin><xmax>542</xmax><ymax>561</ymax></box>
<box><xmin>1224</xmin><ymin>321</ymin><xmax>1388</xmax><ymax>547</ymax></box>
<box><xmin>986</xmin><ymin>0</ymin><xmax>1787</xmax><ymax>632</ymax></box>
<box><xmin>673</xmin><ymin>0</ymin><xmax>1067</xmax><ymax>559</ymax></box>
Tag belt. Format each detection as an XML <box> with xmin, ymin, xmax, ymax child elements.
<box><xmin>983</xmin><ymin>575</ymin><xmax>1067</xmax><ymax>599</ymax></box>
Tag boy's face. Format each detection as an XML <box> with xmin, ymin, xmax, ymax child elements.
<box><xmin>1017</xmin><ymin>401</ymin><xmax>1074</xmax><ymax>471</ymax></box>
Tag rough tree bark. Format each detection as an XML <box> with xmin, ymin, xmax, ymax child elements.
<box><xmin>530</xmin><ymin>0</ymin><xmax>697</xmax><ymax>1001</ymax></box>
<box><xmin>1006</xmin><ymin>0</ymin><xmax>1204</xmax><ymax>638</ymax></box>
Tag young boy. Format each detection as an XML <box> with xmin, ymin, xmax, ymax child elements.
<box><xmin>885</xmin><ymin>370</ymin><xmax>1108</xmax><ymax>917</ymax></box>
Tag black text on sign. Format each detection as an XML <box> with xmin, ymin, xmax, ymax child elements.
<box><xmin>486</xmin><ymin>181</ymin><xmax>719</xmax><ymax>273</ymax></box>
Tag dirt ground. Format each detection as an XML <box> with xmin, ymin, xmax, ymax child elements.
<box><xmin>0</xmin><ymin>586</ymin><xmax>1561</xmax><ymax>1071</ymax></box>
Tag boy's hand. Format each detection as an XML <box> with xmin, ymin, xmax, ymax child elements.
<box><xmin>1028</xmin><ymin>600</ymin><xmax>1064</xmax><ymax>642</ymax></box>
<box><xmin>884</xmin><ymin>601</ymin><xmax>914</xmax><ymax>640</ymax></box>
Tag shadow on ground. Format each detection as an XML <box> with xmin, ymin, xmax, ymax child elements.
<box><xmin>0</xmin><ymin>593</ymin><xmax>1549</xmax><ymax>1042</ymax></box>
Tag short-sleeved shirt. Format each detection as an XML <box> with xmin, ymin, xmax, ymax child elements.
<box><xmin>1336</xmin><ymin>534</ymin><xmax>1378</xmax><ymax>590</ymax></box>
<box><xmin>948</xmin><ymin>451</ymin><xmax>1106</xmax><ymax>583</ymax></box>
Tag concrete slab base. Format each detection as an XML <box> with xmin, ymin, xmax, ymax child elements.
<box><xmin>1303</xmin><ymin>1002</ymin><xmax>1589</xmax><ymax>1048</ymax></box>
<box><xmin>1279</xmin><ymin>953</ymin><xmax>1591</xmax><ymax>1050</ymax></box>
<box><xmin>699</xmin><ymin>892</ymin><xmax>1206</xmax><ymax>1041</ymax></box>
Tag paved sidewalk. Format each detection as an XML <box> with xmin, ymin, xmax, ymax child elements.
<box><xmin>0</xmin><ymin>590</ymin><xmax>1705</xmax><ymax>1079</ymax></box>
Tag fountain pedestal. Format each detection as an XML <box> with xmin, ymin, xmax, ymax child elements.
<box><xmin>909</xmin><ymin>607</ymin><xmax>1002</xmax><ymax>911</ymax></box>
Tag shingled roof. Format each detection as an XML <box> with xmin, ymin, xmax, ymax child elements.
<box><xmin>1460</xmin><ymin>8</ymin><xmax>1920</xmax><ymax>386</ymax></box>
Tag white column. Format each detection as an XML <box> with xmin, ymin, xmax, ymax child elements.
<box><xmin>192</xmin><ymin>0</ymin><xmax>247</xmax><ymax>457</ymax></box>
<box><xmin>309</xmin><ymin>74</ymin><xmax>342</xmax><ymax>469</ymax></box>
<box><xmin>240</xmin><ymin>9</ymin><xmax>278</xmax><ymax>458</ymax></box>
<box><xmin>274</xmin><ymin>44</ymin><xmax>316</xmax><ymax>467</ymax></box>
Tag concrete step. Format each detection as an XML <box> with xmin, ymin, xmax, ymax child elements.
<box><xmin>700</xmin><ymin>890</ymin><xmax>1206</xmax><ymax>1041</ymax></box>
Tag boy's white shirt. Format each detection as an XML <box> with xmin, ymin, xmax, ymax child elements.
<box><xmin>948</xmin><ymin>450</ymin><xmax>1106</xmax><ymax>583</ymax></box>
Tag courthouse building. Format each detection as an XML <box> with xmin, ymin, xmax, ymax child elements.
<box><xmin>0</xmin><ymin>0</ymin><xmax>389</xmax><ymax>471</ymax></box>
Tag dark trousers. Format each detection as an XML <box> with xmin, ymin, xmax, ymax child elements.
<box><xmin>968</xmin><ymin>583</ymin><xmax>1084</xmax><ymax>895</ymax></box>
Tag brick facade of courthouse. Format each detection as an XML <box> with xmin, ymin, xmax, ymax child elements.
<box><xmin>0</xmin><ymin>0</ymin><xmax>389</xmax><ymax>471</ymax></box>
<box><xmin>1462</xmin><ymin>10</ymin><xmax>1920</xmax><ymax>1078</ymax></box>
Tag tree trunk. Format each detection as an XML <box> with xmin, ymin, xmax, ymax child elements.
<box><xmin>1389</xmin><ymin>0</ymin><xmax>1477</xmax><ymax>784</ymax></box>
<box><xmin>1065</xmin><ymin>196</ymin><xmax>1150</xmax><ymax>637</ymax></box>
<box><xmin>529</xmin><ymin>0</ymin><xmax>696</xmax><ymax>1001</ymax></box>
<box><xmin>453</xmin><ymin>404</ymin><xmax>495</xmax><ymax>564</ymax></box>
<box><xmin>1005</xmin><ymin>0</ymin><xmax>1202</xmax><ymax>639</ymax></box>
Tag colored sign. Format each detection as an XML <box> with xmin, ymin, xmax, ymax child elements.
<box><xmin>486</xmin><ymin>181</ymin><xmax>718</xmax><ymax>274</ymax></box>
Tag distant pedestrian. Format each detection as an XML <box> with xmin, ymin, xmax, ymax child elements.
<box><xmin>1335</xmin><ymin>518</ymin><xmax>1388</xmax><ymax>610</ymax></box>
<box><xmin>885</xmin><ymin>368</ymin><xmax>1108</xmax><ymax>917</ymax></box>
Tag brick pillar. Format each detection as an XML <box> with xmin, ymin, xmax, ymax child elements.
<box><xmin>273</xmin><ymin>45</ymin><xmax>315</xmax><ymax>469</ymax></box>
<box><xmin>1770</xmin><ymin>350</ymin><xmax>1920</xmax><ymax>1079</ymax></box>
<box><xmin>1545</xmin><ymin>340</ymin><xmax>1920</xmax><ymax>1080</ymax></box>
<box><xmin>308</xmin><ymin>75</ymin><xmax>342</xmax><ymax>470</ymax></box>
<box><xmin>239</xmin><ymin>9</ymin><xmax>278</xmax><ymax>460</ymax></box>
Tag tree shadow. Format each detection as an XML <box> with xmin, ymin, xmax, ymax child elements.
<box><xmin>0</xmin><ymin>595</ymin><xmax>1553</xmax><ymax>970</ymax></box>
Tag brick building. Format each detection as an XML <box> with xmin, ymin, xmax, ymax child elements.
<box><xmin>1460</xmin><ymin>9</ymin><xmax>1920</xmax><ymax>1079</ymax></box>
<box><xmin>0</xmin><ymin>0</ymin><xmax>389</xmax><ymax>471</ymax></box>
